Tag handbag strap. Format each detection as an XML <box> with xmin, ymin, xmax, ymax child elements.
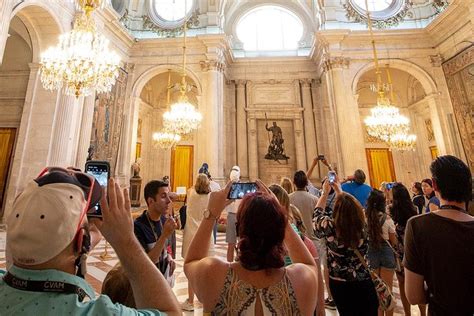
<box><xmin>353</xmin><ymin>249</ymin><xmax>376</xmax><ymax>280</ymax></box>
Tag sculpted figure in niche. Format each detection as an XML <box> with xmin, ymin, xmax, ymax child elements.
<box><xmin>265</xmin><ymin>121</ymin><xmax>289</xmax><ymax>161</ymax></box>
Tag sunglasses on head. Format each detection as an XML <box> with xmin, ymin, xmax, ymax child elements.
<box><xmin>36</xmin><ymin>166</ymin><xmax>97</xmax><ymax>233</ymax></box>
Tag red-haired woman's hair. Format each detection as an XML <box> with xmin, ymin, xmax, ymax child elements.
<box><xmin>236</xmin><ymin>192</ymin><xmax>287</xmax><ymax>270</ymax></box>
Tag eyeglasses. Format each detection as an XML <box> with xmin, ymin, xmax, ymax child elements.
<box><xmin>36</xmin><ymin>166</ymin><xmax>96</xmax><ymax>234</ymax></box>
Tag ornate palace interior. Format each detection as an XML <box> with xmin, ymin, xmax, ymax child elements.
<box><xmin>0</xmin><ymin>0</ymin><xmax>472</xmax><ymax>214</ymax></box>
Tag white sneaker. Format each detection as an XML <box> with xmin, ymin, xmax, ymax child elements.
<box><xmin>181</xmin><ymin>299</ymin><xmax>194</xmax><ymax>311</ymax></box>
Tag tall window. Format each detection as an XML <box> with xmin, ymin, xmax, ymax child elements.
<box><xmin>236</xmin><ymin>6</ymin><xmax>304</xmax><ymax>51</ymax></box>
<box><xmin>352</xmin><ymin>0</ymin><xmax>393</xmax><ymax>12</ymax></box>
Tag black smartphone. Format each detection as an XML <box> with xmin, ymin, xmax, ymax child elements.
<box><xmin>228</xmin><ymin>182</ymin><xmax>258</xmax><ymax>199</ymax></box>
<box><xmin>318</xmin><ymin>154</ymin><xmax>325</xmax><ymax>160</ymax></box>
<box><xmin>85</xmin><ymin>160</ymin><xmax>110</xmax><ymax>218</ymax></box>
<box><xmin>328</xmin><ymin>171</ymin><xmax>337</xmax><ymax>184</ymax></box>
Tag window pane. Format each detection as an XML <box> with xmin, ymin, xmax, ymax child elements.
<box><xmin>154</xmin><ymin>0</ymin><xmax>193</xmax><ymax>22</ymax></box>
<box><xmin>353</xmin><ymin>0</ymin><xmax>393</xmax><ymax>12</ymax></box>
<box><xmin>236</xmin><ymin>6</ymin><xmax>303</xmax><ymax>51</ymax></box>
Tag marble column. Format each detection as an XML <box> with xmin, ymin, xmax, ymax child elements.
<box><xmin>75</xmin><ymin>94</ymin><xmax>96</xmax><ymax>169</ymax></box>
<box><xmin>426</xmin><ymin>94</ymin><xmax>447</xmax><ymax>155</ymax></box>
<box><xmin>323</xmin><ymin>56</ymin><xmax>367</xmax><ymax>176</ymax></box>
<box><xmin>300</xmin><ymin>79</ymin><xmax>318</xmax><ymax>173</ymax></box>
<box><xmin>235</xmin><ymin>80</ymin><xmax>249</xmax><ymax>179</ymax></box>
<box><xmin>48</xmin><ymin>93</ymin><xmax>79</xmax><ymax>166</ymax></box>
<box><xmin>0</xmin><ymin>0</ymin><xmax>13</xmax><ymax>65</ymax></box>
<box><xmin>247</xmin><ymin>118</ymin><xmax>258</xmax><ymax>181</ymax></box>
<box><xmin>294</xmin><ymin>118</ymin><xmax>307</xmax><ymax>171</ymax></box>
<box><xmin>201</xmin><ymin>59</ymin><xmax>225</xmax><ymax>181</ymax></box>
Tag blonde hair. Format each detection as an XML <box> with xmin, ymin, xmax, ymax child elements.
<box><xmin>289</xmin><ymin>205</ymin><xmax>307</xmax><ymax>236</ymax></box>
<box><xmin>195</xmin><ymin>173</ymin><xmax>210</xmax><ymax>194</ymax></box>
<box><xmin>280</xmin><ymin>177</ymin><xmax>294</xmax><ymax>194</ymax></box>
<box><xmin>268</xmin><ymin>184</ymin><xmax>290</xmax><ymax>212</ymax></box>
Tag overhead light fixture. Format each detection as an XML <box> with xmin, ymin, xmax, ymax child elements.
<box><xmin>40</xmin><ymin>0</ymin><xmax>120</xmax><ymax>97</ymax></box>
<box><xmin>388</xmin><ymin>133</ymin><xmax>417</xmax><ymax>151</ymax></box>
<box><xmin>162</xmin><ymin>7</ymin><xmax>202</xmax><ymax>135</ymax></box>
<box><xmin>154</xmin><ymin>70</ymin><xmax>182</xmax><ymax>149</ymax></box>
<box><xmin>362</xmin><ymin>0</ymin><xmax>416</xmax><ymax>150</ymax></box>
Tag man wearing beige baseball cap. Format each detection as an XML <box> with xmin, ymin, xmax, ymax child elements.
<box><xmin>0</xmin><ymin>167</ymin><xmax>180</xmax><ymax>315</ymax></box>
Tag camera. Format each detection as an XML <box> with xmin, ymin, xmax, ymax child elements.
<box><xmin>228</xmin><ymin>182</ymin><xmax>258</xmax><ymax>199</ymax></box>
<box><xmin>328</xmin><ymin>171</ymin><xmax>337</xmax><ymax>184</ymax></box>
<box><xmin>85</xmin><ymin>160</ymin><xmax>110</xmax><ymax>218</ymax></box>
<box><xmin>317</xmin><ymin>154</ymin><xmax>325</xmax><ymax>160</ymax></box>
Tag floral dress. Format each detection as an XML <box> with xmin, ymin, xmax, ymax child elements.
<box><xmin>313</xmin><ymin>207</ymin><xmax>371</xmax><ymax>282</ymax></box>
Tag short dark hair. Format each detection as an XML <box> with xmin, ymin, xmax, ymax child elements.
<box><xmin>413</xmin><ymin>182</ymin><xmax>423</xmax><ymax>195</ymax></box>
<box><xmin>430</xmin><ymin>155</ymin><xmax>472</xmax><ymax>203</ymax></box>
<box><xmin>144</xmin><ymin>180</ymin><xmax>168</xmax><ymax>205</ymax></box>
<box><xmin>293</xmin><ymin>170</ymin><xmax>308</xmax><ymax>189</ymax></box>
<box><xmin>354</xmin><ymin>169</ymin><xmax>366</xmax><ymax>184</ymax></box>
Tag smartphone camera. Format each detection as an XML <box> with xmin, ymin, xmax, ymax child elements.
<box><xmin>228</xmin><ymin>182</ymin><xmax>258</xmax><ymax>199</ymax></box>
<box><xmin>85</xmin><ymin>160</ymin><xmax>110</xmax><ymax>218</ymax></box>
<box><xmin>328</xmin><ymin>171</ymin><xmax>336</xmax><ymax>184</ymax></box>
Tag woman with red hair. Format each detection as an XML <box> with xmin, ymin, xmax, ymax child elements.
<box><xmin>184</xmin><ymin>180</ymin><xmax>319</xmax><ymax>315</ymax></box>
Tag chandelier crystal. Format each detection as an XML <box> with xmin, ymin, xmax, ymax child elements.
<box><xmin>153</xmin><ymin>131</ymin><xmax>181</xmax><ymax>149</ymax></box>
<box><xmin>362</xmin><ymin>0</ymin><xmax>415</xmax><ymax>149</ymax></box>
<box><xmin>40</xmin><ymin>0</ymin><xmax>120</xmax><ymax>97</ymax></box>
<box><xmin>388</xmin><ymin>133</ymin><xmax>417</xmax><ymax>151</ymax></box>
<box><xmin>162</xmin><ymin>7</ymin><xmax>202</xmax><ymax>136</ymax></box>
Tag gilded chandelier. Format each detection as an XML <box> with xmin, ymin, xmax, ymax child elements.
<box><xmin>40</xmin><ymin>0</ymin><xmax>120</xmax><ymax>97</ymax></box>
<box><xmin>362</xmin><ymin>0</ymin><xmax>416</xmax><ymax>151</ymax></box>
<box><xmin>162</xmin><ymin>8</ymin><xmax>202</xmax><ymax>136</ymax></box>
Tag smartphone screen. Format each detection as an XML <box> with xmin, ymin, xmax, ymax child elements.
<box><xmin>328</xmin><ymin>171</ymin><xmax>336</xmax><ymax>184</ymax></box>
<box><xmin>228</xmin><ymin>182</ymin><xmax>258</xmax><ymax>199</ymax></box>
<box><xmin>85</xmin><ymin>161</ymin><xmax>110</xmax><ymax>218</ymax></box>
<box><xmin>386</xmin><ymin>182</ymin><xmax>395</xmax><ymax>190</ymax></box>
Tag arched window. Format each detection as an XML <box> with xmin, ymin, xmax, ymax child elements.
<box><xmin>149</xmin><ymin>0</ymin><xmax>194</xmax><ymax>28</ymax></box>
<box><xmin>235</xmin><ymin>6</ymin><xmax>304</xmax><ymax>52</ymax></box>
<box><xmin>348</xmin><ymin>0</ymin><xmax>405</xmax><ymax>21</ymax></box>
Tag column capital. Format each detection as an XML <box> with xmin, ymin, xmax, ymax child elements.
<box><xmin>322</xmin><ymin>54</ymin><xmax>350</xmax><ymax>72</ymax></box>
<box><xmin>200</xmin><ymin>59</ymin><xmax>226</xmax><ymax>72</ymax></box>
<box><xmin>299</xmin><ymin>78</ymin><xmax>312</xmax><ymax>87</ymax></box>
<box><xmin>235</xmin><ymin>79</ymin><xmax>247</xmax><ymax>87</ymax></box>
<box><xmin>429</xmin><ymin>54</ymin><xmax>444</xmax><ymax>67</ymax></box>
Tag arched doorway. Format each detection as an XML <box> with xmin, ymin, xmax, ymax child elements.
<box><xmin>134</xmin><ymin>69</ymin><xmax>200</xmax><ymax>206</ymax></box>
<box><xmin>1</xmin><ymin>4</ymin><xmax>62</xmax><ymax>218</ymax></box>
<box><xmin>355</xmin><ymin>67</ymin><xmax>439</xmax><ymax>187</ymax></box>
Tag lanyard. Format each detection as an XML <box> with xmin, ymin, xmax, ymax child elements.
<box><xmin>439</xmin><ymin>205</ymin><xmax>467</xmax><ymax>213</ymax></box>
<box><xmin>145</xmin><ymin>211</ymin><xmax>162</xmax><ymax>242</ymax></box>
<box><xmin>3</xmin><ymin>272</ymin><xmax>90</xmax><ymax>302</ymax></box>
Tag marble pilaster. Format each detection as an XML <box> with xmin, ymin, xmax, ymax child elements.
<box><xmin>75</xmin><ymin>94</ymin><xmax>96</xmax><ymax>169</ymax></box>
<box><xmin>294</xmin><ymin>118</ymin><xmax>307</xmax><ymax>172</ymax></box>
<box><xmin>300</xmin><ymin>79</ymin><xmax>318</xmax><ymax>174</ymax></box>
<box><xmin>247</xmin><ymin>118</ymin><xmax>258</xmax><ymax>181</ymax></box>
<box><xmin>235</xmin><ymin>80</ymin><xmax>249</xmax><ymax>179</ymax></box>
<box><xmin>426</xmin><ymin>94</ymin><xmax>447</xmax><ymax>155</ymax></box>
<box><xmin>0</xmin><ymin>0</ymin><xmax>13</xmax><ymax>65</ymax></box>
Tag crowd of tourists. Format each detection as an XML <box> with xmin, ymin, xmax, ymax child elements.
<box><xmin>0</xmin><ymin>154</ymin><xmax>472</xmax><ymax>316</ymax></box>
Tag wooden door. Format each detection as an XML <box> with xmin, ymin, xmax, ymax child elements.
<box><xmin>170</xmin><ymin>145</ymin><xmax>194</xmax><ymax>193</ymax></box>
<box><xmin>0</xmin><ymin>128</ymin><xmax>16</xmax><ymax>213</ymax></box>
<box><xmin>365</xmin><ymin>148</ymin><xmax>396</xmax><ymax>188</ymax></box>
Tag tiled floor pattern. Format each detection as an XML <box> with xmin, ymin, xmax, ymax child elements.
<box><xmin>0</xmin><ymin>229</ymin><xmax>422</xmax><ymax>315</ymax></box>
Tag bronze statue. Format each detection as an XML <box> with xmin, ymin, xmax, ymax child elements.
<box><xmin>265</xmin><ymin>121</ymin><xmax>289</xmax><ymax>161</ymax></box>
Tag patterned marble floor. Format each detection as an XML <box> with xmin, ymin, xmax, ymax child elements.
<box><xmin>0</xmin><ymin>227</ymin><xmax>422</xmax><ymax>315</ymax></box>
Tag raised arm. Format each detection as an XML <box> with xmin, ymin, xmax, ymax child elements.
<box><xmin>147</xmin><ymin>218</ymin><xmax>176</xmax><ymax>264</ymax></box>
<box><xmin>99</xmin><ymin>179</ymin><xmax>180</xmax><ymax>315</ymax></box>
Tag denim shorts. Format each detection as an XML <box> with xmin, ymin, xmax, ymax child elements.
<box><xmin>367</xmin><ymin>242</ymin><xmax>396</xmax><ymax>270</ymax></box>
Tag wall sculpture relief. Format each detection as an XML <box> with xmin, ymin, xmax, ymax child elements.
<box><xmin>442</xmin><ymin>45</ymin><xmax>474</xmax><ymax>170</ymax></box>
<box><xmin>90</xmin><ymin>68</ymin><xmax>129</xmax><ymax>174</ymax></box>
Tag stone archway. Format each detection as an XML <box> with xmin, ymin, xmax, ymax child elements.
<box><xmin>352</xmin><ymin>58</ymin><xmax>438</xmax><ymax>96</ymax></box>
<box><xmin>2</xmin><ymin>3</ymin><xmax>64</xmax><ymax>219</ymax></box>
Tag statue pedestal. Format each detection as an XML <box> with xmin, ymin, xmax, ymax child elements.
<box><xmin>130</xmin><ymin>176</ymin><xmax>142</xmax><ymax>207</ymax></box>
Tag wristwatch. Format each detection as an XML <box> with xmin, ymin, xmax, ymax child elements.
<box><xmin>203</xmin><ymin>209</ymin><xmax>218</xmax><ymax>221</ymax></box>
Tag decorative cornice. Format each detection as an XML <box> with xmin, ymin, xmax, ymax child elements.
<box><xmin>442</xmin><ymin>46</ymin><xmax>473</xmax><ymax>76</ymax></box>
<box><xmin>200</xmin><ymin>59</ymin><xmax>226</xmax><ymax>72</ymax></box>
<box><xmin>300</xmin><ymin>79</ymin><xmax>312</xmax><ymax>87</ymax></box>
<box><xmin>322</xmin><ymin>55</ymin><xmax>350</xmax><ymax>72</ymax></box>
<box><xmin>429</xmin><ymin>54</ymin><xmax>444</xmax><ymax>67</ymax></box>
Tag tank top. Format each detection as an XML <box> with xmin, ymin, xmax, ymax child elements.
<box><xmin>211</xmin><ymin>267</ymin><xmax>300</xmax><ymax>315</ymax></box>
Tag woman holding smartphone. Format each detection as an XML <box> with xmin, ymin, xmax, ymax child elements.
<box><xmin>184</xmin><ymin>180</ymin><xmax>319</xmax><ymax>315</ymax></box>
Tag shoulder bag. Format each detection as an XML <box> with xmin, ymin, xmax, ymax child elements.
<box><xmin>354</xmin><ymin>249</ymin><xmax>396</xmax><ymax>311</ymax></box>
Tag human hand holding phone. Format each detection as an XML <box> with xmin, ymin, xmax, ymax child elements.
<box><xmin>85</xmin><ymin>160</ymin><xmax>110</xmax><ymax>218</ymax></box>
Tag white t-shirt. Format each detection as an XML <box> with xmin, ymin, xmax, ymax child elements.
<box><xmin>381</xmin><ymin>214</ymin><xmax>396</xmax><ymax>240</ymax></box>
<box><xmin>210</xmin><ymin>180</ymin><xmax>221</xmax><ymax>192</ymax></box>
